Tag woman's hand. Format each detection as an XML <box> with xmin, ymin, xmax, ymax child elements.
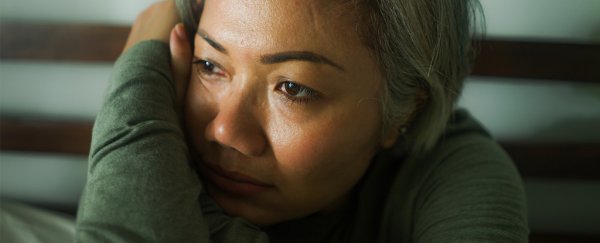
<box><xmin>170</xmin><ymin>23</ymin><xmax>192</xmax><ymax>108</ymax></box>
<box><xmin>124</xmin><ymin>0</ymin><xmax>193</xmax><ymax>108</ymax></box>
<box><xmin>124</xmin><ymin>0</ymin><xmax>180</xmax><ymax>51</ymax></box>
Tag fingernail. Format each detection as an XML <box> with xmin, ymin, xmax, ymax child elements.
<box><xmin>175</xmin><ymin>24</ymin><xmax>186</xmax><ymax>40</ymax></box>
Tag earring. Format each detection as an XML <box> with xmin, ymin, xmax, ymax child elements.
<box><xmin>400</xmin><ymin>127</ymin><xmax>408</xmax><ymax>134</ymax></box>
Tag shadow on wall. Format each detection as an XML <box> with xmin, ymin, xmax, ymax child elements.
<box><xmin>531</xmin><ymin>116</ymin><xmax>600</xmax><ymax>143</ymax></box>
<box><xmin>589</xmin><ymin>23</ymin><xmax>600</xmax><ymax>41</ymax></box>
<box><xmin>533</xmin><ymin>84</ymin><xmax>600</xmax><ymax>142</ymax></box>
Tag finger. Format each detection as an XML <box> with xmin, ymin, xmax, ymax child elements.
<box><xmin>124</xmin><ymin>0</ymin><xmax>179</xmax><ymax>52</ymax></box>
<box><xmin>170</xmin><ymin>23</ymin><xmax>192</xmax><ymax>107</ymax></box>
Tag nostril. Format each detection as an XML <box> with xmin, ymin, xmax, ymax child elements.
<box><xmin>204</xmin><ymin>119</ymin><xmax>218</xmax><ymax>142</ymax></box>
<box><xmin>202</xmin><ymin>93</ymin><xmax>268</xmax><ymax>157</ymax></box>
<box><xmin>204</xmin><ymin>117</ymin><xmax>267</xmax><ymax>157</ymax></box>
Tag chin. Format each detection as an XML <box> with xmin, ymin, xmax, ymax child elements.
<box><xmin>208</xmin><ymin>186</ymin><xmax>294</xmax><ymax>227</ymax></box>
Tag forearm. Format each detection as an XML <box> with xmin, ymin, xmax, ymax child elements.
<box><xmin>76</xmin><ymin>41</ymin><xmax>209</xmax><ymax>242</ymax></box>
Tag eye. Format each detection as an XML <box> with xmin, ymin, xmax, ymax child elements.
<box><xmin>276</xmin><ymin>81</ymin><xmax>319</xmax><ymax>104</ymax></box>
<box><xmin>192</xmin><ymin>59</ymin><xmax>226</xmax><ymax>80</ymax></box>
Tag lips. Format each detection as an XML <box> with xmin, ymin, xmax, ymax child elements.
<box><xmin>202</xmin><ymin>162</ymin><xmax>272</xmax><ymax>196</ymax></box>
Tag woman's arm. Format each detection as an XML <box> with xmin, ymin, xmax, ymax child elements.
<box><xmin>76</xmin><ymin>1</ymin><xmax>268</xmax><ymax>241</ymax></box>
<box><xmin>76</xmin><ymin>38</ymin><xmax>208</xmax><ymax>242</ymax></box>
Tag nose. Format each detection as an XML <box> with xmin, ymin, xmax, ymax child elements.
<box><xmin>204</xmin><ymin>86</ymin><xmax>268</xmax><ymax>157</ymax></box>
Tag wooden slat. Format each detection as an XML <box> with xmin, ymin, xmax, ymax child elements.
<box><xmin>472</xmin><ymin>39</ymin><xmax>600</xmax><ymax>83</ymax></box>
<box><xmin>0</xmin><ymin>22</ymin><xmax>129</xmax><ymax>62</ymax></box>
<box><xmin>0</xmin><ymin>118</ymin><xmax>92</xmax><ymax>155</ymax></box>
<box><xmin>503</xmin><ymin>143</ymin><xmax>600</xmax><ymax>180</ymax></box>
<box><xmin>1</xmin><ymin>118</ymin><xmax>599</xmax><ymax>180</ymax></box>
<box><xmin>1</xmin><ymin>22</ymin><xmax>599</xmax><ymax>82</ymax></box>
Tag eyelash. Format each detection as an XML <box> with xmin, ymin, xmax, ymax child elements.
<box><xmin>275</xmin><ymin>80</ymin><xmax>320</xmax><ymax>104</ymax></box>
<box><xmin>192</xmin><ymin>59</ymin><xmax>226</xmax><ymax>80</ymax></box>
<box><xmin>192</xmin><ymin>58</ymin><xmax>320</xmax><ymax>105</ymax></box>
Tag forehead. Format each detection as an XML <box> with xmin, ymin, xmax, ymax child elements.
<box><xmin>199</xmin><ymin>0</ymin><xmax>362</xmax><ymax>56</ymax></box>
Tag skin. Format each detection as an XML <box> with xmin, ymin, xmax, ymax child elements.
<box><xmin>183</xmin><ymin>0</ymin><xmax>399</xmax><ymax>226</ymax></box>
<box><xmin>123</xmin><ymin>0</ymin><xmax>193</xmax><ymax>105</ymax></box>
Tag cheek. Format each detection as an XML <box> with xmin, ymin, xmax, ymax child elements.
<box><xmin>269</xmin><ymin>102</ymin><xmax>381</xmax><ymax>190</ymax></box>
<box><xmin>184</xmin><ymin>79</ymin><xmax>214</xmax><ymax>146</ymax></box>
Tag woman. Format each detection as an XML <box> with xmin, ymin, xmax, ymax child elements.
<box><xmin>76</xmin><ymin>0</ymin><xmax>529</xmax><ymax>242</ymax></box>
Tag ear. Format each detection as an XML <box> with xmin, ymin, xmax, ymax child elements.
<box><xmin>380</xmin><ymin>88</ymin><xmax>427</xmax><ymax>148</ymax></box>
<box><xmin>380</xmin><ymin>127</ymin><xmax>401</xmax><ymax>149</ymax></box>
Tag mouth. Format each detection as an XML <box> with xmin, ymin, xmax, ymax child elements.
<box><xmin>201</xmin><ymin>162</ymin><xmax>273</xmax><ymax>197</ymax></box>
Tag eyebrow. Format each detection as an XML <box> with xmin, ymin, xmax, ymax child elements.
<box><xmin>197</xmin><ymin>29</ymin><xmax>228</xmax><ymax>54</ymax></box>
<box><xmin>260</xmin><ymin>51</ymin><xmax>346</xmax><ymax>71</ymax></box>
<box><xmin>197</xmin><ymin>29</ymin><xmax>345</xmax><ymax>72</ymax></box>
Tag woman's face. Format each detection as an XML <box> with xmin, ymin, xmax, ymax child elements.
<box><xmin>184</xmin><ymin>0</ymin><xmax>395</xmax><ymax>226</ymax></box>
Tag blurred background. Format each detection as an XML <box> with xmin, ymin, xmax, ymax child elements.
<box><xmin>1</xmin><ymin>0</ymin><xmax>599</xmax><ymax>241</ymax></box>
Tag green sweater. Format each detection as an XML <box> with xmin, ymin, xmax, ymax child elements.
<box><xmin>75</xmin><ymin>40</ymin><xmax>528</xmax><ymax>242</ymax></box>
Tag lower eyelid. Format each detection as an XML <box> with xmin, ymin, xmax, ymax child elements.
<box><xmin>276</xmin><ymin>89</ymin><xmax>321</xmax><ymax>106</ymax></box>
<box><xmin>277</xmin><ymin>93</ymin><xmax>312</xmax><ymax>105</ymax></box>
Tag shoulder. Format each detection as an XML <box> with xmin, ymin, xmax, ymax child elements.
<box><xmin>420</xmin><ymin>109</ymin><xmax>521</xmax><ymax>187</ymax></box>
<box><xmin>381</xmin><ymin>109</ymin><xmax>529</xmax><ymax>242</ymax></box>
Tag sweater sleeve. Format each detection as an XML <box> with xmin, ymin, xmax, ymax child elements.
<box><xmin>75</xmin><ymin>41</ymin><xmax>268</xmax><ymax>242</ymax></box>
<box><xmin>411</xmin><ymin>122</ymin><xmax>529</xmax><ymax>242</ymax></box>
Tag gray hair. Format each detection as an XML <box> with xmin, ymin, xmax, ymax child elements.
<box><xmin>351</xmin><ymin>0</ymin><xmax>483</xmax><ymax>154</ymax></box>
